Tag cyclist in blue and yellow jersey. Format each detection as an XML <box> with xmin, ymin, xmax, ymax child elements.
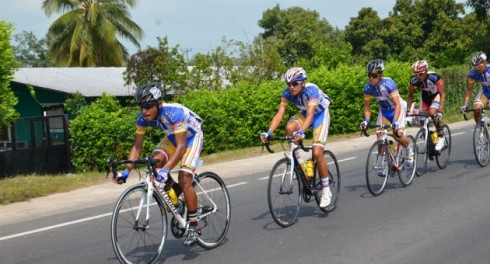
<box><xmin>360</xmin><ymin>59</ymin><xmax>414</xmax><ymax>173</ymax></box>
<box><xmin>112</xmin><ymin>82</ymin><xmax>203</xmax><ymax>245</ymax></box>
<box><xmin>407</xmin><ymin>60</ymin><xmax>446</xmax><ymax>151</ymax></box>
<box><xmin>461</xmin><ymin>51</ymin><xmax>490</xmax><ymax>123</ymax></box>
<box><xmin>260</xmin><ymin>67</ymin><xmax>333</xmax><ymax>208</ymax></box>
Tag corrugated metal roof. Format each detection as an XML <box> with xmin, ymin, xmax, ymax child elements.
<box><xmin>12</xmin><ymin>67</ymin><xmax>135</xmax><ymax>97</ymax></box>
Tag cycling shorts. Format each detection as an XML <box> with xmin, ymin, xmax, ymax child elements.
<box><xmin>154</xmin><ymin>131</ymin><xmax>203</xmax><ymax>172</ymax></box>
<box><xmin>474</xmin><ymin>89</ymin><xmax>490</xmax><ymax>107</ymax></box>
<box><xmin>289</xmin><ymin>110</ymin><xmax>330</xmax><ymax>147</ymax></box>
<box><xmin>377</xmin><ymin>99</ymin><xmax>407</xmax><ymax>128</ymax></box>
<box><xmin>420</xmin><ymin>94</ymin><xmax>440</xmax><ymax>112</ymax></box>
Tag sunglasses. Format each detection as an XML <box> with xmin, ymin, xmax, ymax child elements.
<box><xmin>288</xmin><ymin>81</ymin><xmax>301</xmax><ymax>87</ymax></box>
<box><xmin>368</xmin><ymin>73</ymin><xmax>378</xmax><ymax>79</ymax></box>
<box><xmin>139</xmin><ymin>102</ymin><xmax>157</xmax><ymax>110</ymax></box>
<box><xmin>415</xmin><ymin>72</ymin><xmax>425</xmax><ymax>77</ymax></box>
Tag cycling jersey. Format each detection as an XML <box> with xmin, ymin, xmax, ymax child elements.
<box><xmin>409</xmin><ymin>72</ymin><xmax>443</xmax><ymax>104</ymax></box>
<box><xmin>281</xmin><ymin>83</ymin><xmax>331</xmax><ymax>116</ymax></box>
<box><xmin>468</xmin><ymin>65</ymin><xmax>490</xmax><ymax>99</ymax></box>
<box><xmin>363</xmin><ymin>77</ymin><xmax>400</xmax><ymax>111</ymax></box>
<box><xmin>136</xmin><ymin>103</ymin><xmax>203</xmax><ymax>141</ymax></box>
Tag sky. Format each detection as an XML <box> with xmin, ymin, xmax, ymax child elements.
<box><xmin>1</xmin><ymin>0</ymin><xmax>466</xmax><ymax>59</ymax></box>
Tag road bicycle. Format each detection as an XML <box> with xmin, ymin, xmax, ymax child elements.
<box><xmin>408</xmin><ymin>113</ymin><xmax>452</xmax><ymax>175</ymax></box>
<box><xmin>107</xmin><ymin>157</ymin><xmax>231</xmax><ymax>264</ymax></box>
<box><xmin>463</xmin><ymin>107</ymin><xmax>490</xmax><ymax>167</ymax></box>
<box><xmin>361</xmin><ymin>124</ymin><xmax>417</xmax><ymax>196</ymax></box>
<box><xmin>263</xmin><ymin>136</ymin><xmax>340</xmax><ymax>227</ymax></box>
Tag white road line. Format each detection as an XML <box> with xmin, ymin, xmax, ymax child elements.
<box><xmin>0</xmin><ymin>182</ymin><xmax>247</xmax><ymax>242</ymax></box>
<box><xmin>452</xmin><ymin>132</ymin><xmax>465</xmax><ymax>136</ymax></box>
<box><xmin>258</xmin><ymin>156</ymin><xmax>358</xmax><ymax>180</ymax></box>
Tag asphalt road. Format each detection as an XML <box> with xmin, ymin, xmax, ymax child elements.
<box><xmin>1</xmin><ymin>122</ymin><xmax>490</xmax><ymax>264</ymax></box>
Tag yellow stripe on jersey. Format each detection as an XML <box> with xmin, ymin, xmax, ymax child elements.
<box><xmin>308</xmin><ymin>98</ymin><xmax>318</xmax><ymax>106</ymax></box>
<box><xmin>280</xmin><ymin>97</ymin><xmax>289</xmax><ymax>106</ymax></box>
<box><xmin>173</xmin><ymin>121</ymin><xmax>186</xmax><ymax>134</ymax></box>
<box><xmin>136</xmin><ymin>125</ymin><xmax>146</xmax><ymax>135</ymax></box>
<box><xmin>468</xmin><ymin>78</ymin><xmax>476</xmax><ymax>84</ymax></box>
<box><xmin>364</xmin><ymin>94</ymin><xmax>371</xmax><ymax>101</ymax></box>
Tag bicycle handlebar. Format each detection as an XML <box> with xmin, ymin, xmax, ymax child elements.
<box><xmin>106</xmin><ymin>157</ymin><xmax>161</xmax><ymax>179</ymax></box>
<box><xmin>462</xmin><ymin>107</ymin><xmax>489</xmax><ymax>121</ymax></box>
<box><xmin>360</xmin><ymin>124</ymin><xmax>400</xmax><ymax>139</ymax></box>
<box><xmin>261</xmin><ymin>135</ymin><xmax>309</xmax><ymax>154</ymax></box>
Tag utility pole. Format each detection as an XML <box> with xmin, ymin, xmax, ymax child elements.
<box><xmin>181</xmin><ymin>48</ymin><xmax>192</xmax><ymax>63</ymax></box>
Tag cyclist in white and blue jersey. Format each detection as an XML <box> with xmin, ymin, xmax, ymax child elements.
<box><xmin>461</xmin><ymin>52</ymin><xmax>490</xmax><ymax>123</ymax></box>
<box><xmin>112</xmin><ymin>82</ymin><xmax>203</xmax><ymax>244</ymax></box>
<box><xmin>260</xmin><ymin>67</ymin><xmax>333</xmax><ymax>208</ymax></box>
<box><xmin>360</xmin><ymin>59</ymin><xmax>414</xmax><ymax>171</ymax></box>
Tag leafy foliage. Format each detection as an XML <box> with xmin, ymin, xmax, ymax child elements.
<box><xmin>42</xmin><ymin>0</ymin><xmax>143</xmax><ymax>66</ymax></box>
<box><xmin>0</xmin><ymin>21</ymin><xmax>19</xmax><ymax>127</ymax></box>
<box><xmin>12</xmin><ymin>31</ymin><xmax>53</xmax><ymax>67</ymax></box>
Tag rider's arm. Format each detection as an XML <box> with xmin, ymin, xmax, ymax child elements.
<box><xmin>436</xmin><ymin>80</ymin><xmax>446</xmax><ymax>112</ymax></box>
<box><xmin>164</xmin><ymin>130</ymin><xmax>186</xmax><ymax>171</ymax></box>
<box><xmin>363</xmin><ymin>94</ymin><xmax>371</xmax><ymax>121</ymax></box>
<box><xmin>125</xmin><ymin>129</ymin><xmax>145</xmax><ymax>172</ymax></box>
<box><xmin>463</xmin><ymin>78</ymin><xmax>476</xmax><ymax>106</ymax></box>
<box><xmin>391</xmin><ymin>93</ymin><xmax>401</xmax><ymax>121</ymax></box>
<box><xmin>300</xmin><ymin>104</ymin><xmax>316</xmax><ymax>132</ymax></box>
<box><xmin>407</xmin><ymin>84</ymin><xmax>416</xmax><ymax>113</ymax></box>
<box><xmin>267</xmin><ymin>99</ymin><xmax>288</xmax><ymax>133</ymax></box>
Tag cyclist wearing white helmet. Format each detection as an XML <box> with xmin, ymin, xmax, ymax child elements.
<box><xmin>407</xmin><ymin>60</ymin><xmax>446</xmax><ymax>151</ymax></box>
<box><xmin>360</xmin><ymin>59</ymin><xmax>414</xmax><ymax>171</ymax></box>
<box><xmin>461</xmin><ymin>51</ymin><xmax>490</xmax><ymax>123</ymax></box>
<box><xmin>113</xmin><ymin>82</ymin><xmax>204</xmax><ymax>245</ymax></box>
<box><xmin>260</xmin><ymin>67</ymin><xmax>333</xmax><ymax>208</ymax></box>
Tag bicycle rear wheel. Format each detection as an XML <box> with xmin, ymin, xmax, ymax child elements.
<box><xmin>398</xmin><ymin>135</ymin><xmax>416</xmax><ymax>186</ymax></box>
<box><xmin>111</xmin><ymin>183</ymin><xmax>167</xmax><ymax>264</ymax></box>
<box><xmin>436</xmin><ymin>124</ymin><xmax>451</xmax><ymax>169</ymax></box>
<box><xmin>267</xmin><ymin>157</ymin><xmax>301</xmax><ymax>227</ymax></box>
<box><xmin>315</xmin><ymin>150</ymin><xmax>341</xmax><ymax>213</ymax></box>
<box><xmin>473</xmin><ymin>123</ymin><xmax>490</xmax><ymax>167</ymax></box>
<box><xmin>194</xmin><ymin>171</ymin><xmax>231</xmax><ymax>249</ymax></box>
<box><xmin>415</xmin><ymin>129</ymin><xmax>428</xmax><ymax>176</ymax></box>
<box><xmin>366</xmin><ymin>140</ymin><xmax>390</xmax><ymax>196</ymax></box>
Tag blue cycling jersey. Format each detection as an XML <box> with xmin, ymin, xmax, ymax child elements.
<box><xmin>468</xmin><ymin>66</ymin><xmax>490</xmax><ymax>98</ymax></box>
<box><xmin>281</xmin><ymin>83</ymin><xmax>331</xmax><ymax>116</ymax></box>
<box><xmin>363</xmin><ymin>77</ymin><xmax>399</xmax><ymax>111</ymax></box>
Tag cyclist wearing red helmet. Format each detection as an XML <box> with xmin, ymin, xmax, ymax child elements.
<box><xmin>461</xmin><ymin>51</ymin><xmax>490</xmax><ymax>123</ymax></box>
<box><xmin>260</xmin><ymin>67</ymin><xmax>333</xmax><ymax>208</ymax></box>
<box><xmin>407</xmin><ymin>60</ymin><xmax>446</xmax><ymax>151</ymax></box>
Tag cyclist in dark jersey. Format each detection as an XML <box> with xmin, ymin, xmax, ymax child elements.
<box><xmin>461</xmin><ymin>51</ymin><xmax>490</xmax><ymax>123</ymax></box>
<box><xmin>113</xmin><ymin>82</ymin><xmax>203</xmax><ymax>245</ymax></box>
<box><xmin>407</xmin><ymin>60</ymin><xmax>446</xmax><ymax>151</ymax></box>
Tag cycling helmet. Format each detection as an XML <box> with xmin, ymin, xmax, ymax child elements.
<box><xmin>366</xmin><ymin>59</ymin><xmax>385</xmax><ymax>75</ymax></box>
<box><xmin>411</xmin><ymin>60</ymin><xmax>429</xmax><ymax>73</ymax></box>
<box><xmin>284</xmin><ymin>67</ymin><xmax>307</xmax><ymax>83</ymax></box>
<box><xmin>471</xmin><ymin>51</ymin><xmax>487</xmax><ymax>66</ymax></box>
<box><xmin>134</xmin><ymin>83</ymin><xmax>162</xmax><ymax>105</ymax></box>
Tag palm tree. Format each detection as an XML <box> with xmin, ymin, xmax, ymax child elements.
<box><xmin>43</xmin><ymin>0</ymin><xmax>143</xmax><ymax>67</ymax></box>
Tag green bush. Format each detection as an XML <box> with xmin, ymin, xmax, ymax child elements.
<box><xmin>69</xmin><ymin>94</ymin><xmax>163</xmax><ymax>172</ymax></box>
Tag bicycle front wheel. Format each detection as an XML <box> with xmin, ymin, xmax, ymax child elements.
<box><xmin>415</xmin><ymin>129</ymin><xmax>428</xmax><ymax>176</ymax></box>
<box><xmin>267</xmin><ymin>157</ymin><xmax>301</xmax><ymax>227</ymax></box>
<box><xmin>398</xmin><ymin>135</ymin><xmax>417</xmax><ymax>186</ymax></box>
<box><xmin>194</xmin><ymin>171</ymin><xmax>231</xmax><ymax>249</ymax></box>
<box><xmin>315</xmin><ymin>150</ymin><xmax>341</xmax><ymax>213</ymax></box>
<box><xmin>111</xmin><ymin>183</ymin><xmax>167</xmax><ymax>264</ymax></box>
<box><xmin>366</xmin><ymin>140</ymin><xmax>389</xmax><ymax>196</ymax></box>
<box><xmin>473</xmin><ymin>123</ymin><xmax>490</xmax><ymax>167</ymax></box>
<box><xmin>436</xmin><ymin>124</ymin><xmax>451</xmax><ymax>169</ymax></box>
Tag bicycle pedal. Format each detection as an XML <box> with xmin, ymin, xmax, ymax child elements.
<box><xmin>183</xmin><ymin>230</ymin><xmax>199</xmax><ymax>247</ymax></box>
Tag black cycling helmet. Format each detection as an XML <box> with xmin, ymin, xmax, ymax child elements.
<box><xmin>471</xmin><ymin>51</ymin><xmax>487</xmax><ymax>66</ymax></box>
<box><xmin>366</xmin><ymin>59</ymin><xmax>385</xmax><ymax>75</ymax></box>
<box><xmin>134</xmin><ymin>83</ymin><xmax>162</xmax><ymax>105</ymax></box>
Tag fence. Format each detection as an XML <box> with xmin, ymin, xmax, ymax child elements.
<box><xmin>0</xmin><ymin>115</ymin><xmax>71</xmax><ymax>177</ymax></box>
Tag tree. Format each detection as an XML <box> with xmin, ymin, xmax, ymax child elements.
<box><xmin>257</xmin><ymin>4</ymin><xmax>344</xmax><ymax>68</ymax></box>
<box><xmin>42</xmin><ymin>0</ymin><xmax>143</xmax><ymax>67</ymax></box>
<box><xmin>467</xmin><ymin>0</ymin><xmax>490</xmax><ymax>18</ymax></box>
<box><xmin>0</xmin><ymin>21</ymin><xmax>19</xmax><ymax>127</ymax></box>
<box><xmin>13</xmin><ymin>31</ymin><xmax>53</xmax><ymax>67</ymax></box>
<box><xmin>124</xmin><ymin>37</ymin><xmax>188</xmax><ymax>95</ymax></box>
